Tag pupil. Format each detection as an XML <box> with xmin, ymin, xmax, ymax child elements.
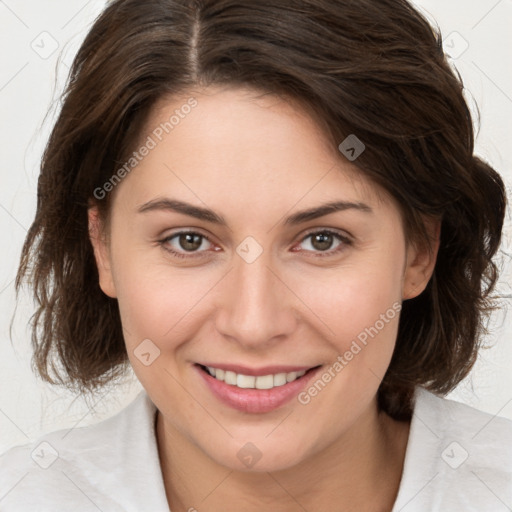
<box><xmin>312</xmin><ymin>233</ymin><xmax>333</xmax><ymax>251</ymax></box>
<box><xmin>180</xmin><ymin>233</ymin><xmax>202</xmax><ymax>251</ymax></box>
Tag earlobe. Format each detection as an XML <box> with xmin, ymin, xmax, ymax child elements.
<box><xmin>88</xmin><ymin>207</ymin><xmax>117</xmax><ymax>298</ymax></box>
<box><xmin>402</xmin><ymin>218</ymin><xmax>441</xmax><ymax>300</ymax></box>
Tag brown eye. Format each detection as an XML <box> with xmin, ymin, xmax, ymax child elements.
<box><xmin>160</xmin><ymin>231</ymin><xmax>213</xmax><ymax>258</ymax></box>
<box><xmin>177</xmin><ymin>233</ymin><xmax>203</xmax><ymax>251</ymax></box>
<box><xmin>297</xmin><ymin>230</ymin><xmax>352</xmax><ymax>257</ymax></box>
<box><xmin>310</xmin><ymin>232</ymin><xmax>335</xmax><ymax>251</ymax></box>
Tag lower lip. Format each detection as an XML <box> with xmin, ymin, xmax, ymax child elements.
<box><xmin>195</xmin><ymin>364</ymin><xmax>322</xmax><ymax>414</ymax></box>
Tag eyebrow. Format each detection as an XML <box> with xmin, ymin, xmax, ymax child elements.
<box><xmin>137</xmin><ymin>198</ymin><xmax>373</xmax><ymax>226</ymax></box>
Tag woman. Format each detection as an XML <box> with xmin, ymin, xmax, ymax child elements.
<box><xmin>1</xmin><ymin>0</ymin><xmax>510</xmax><ymax>510</ymax></box>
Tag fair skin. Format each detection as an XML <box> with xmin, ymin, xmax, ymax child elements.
<box><xmin>89</xmin><ymin>86</ymin><xmax>439</xmax><ymax>512</ymax></box>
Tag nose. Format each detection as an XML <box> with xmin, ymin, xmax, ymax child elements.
<box><xmin>214</xmin><ymin>248</ymin><xmax>298</xmax><ymax>350</ymax></box>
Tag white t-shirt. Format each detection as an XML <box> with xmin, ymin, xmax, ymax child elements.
<box><xmin>0</xmin><ymin>386</ymin><xmax>511</xmax><ymax>511</ymax></box>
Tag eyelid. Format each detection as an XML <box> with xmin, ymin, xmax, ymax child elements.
<box><xmin>292</xmin><ymin>228</ymin><xmax>353</xmax><ymax>257</ymax></box>
<box><xmin>299</xmin><ymin>226</ymin><xmax>353</xmax><ymax>242</ymax></box>
<box><xmin>159</xmin><ymin>227</ymin><xmax>215</xmax><ymax>244</ymax></box>
<box><xmin>159</xmin><ymin>227</ymin><xmax>353</xmax><ymax>260</ymax></box>
<box><xmin>159</xmin><ymin>229</ymin><xmax>217</xmax><ymax>259</ymax></box>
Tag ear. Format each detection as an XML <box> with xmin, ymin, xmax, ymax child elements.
<box><xmin>88</xmin><ymin>206</ymin><xmax>117</xmax><ymax>298</ymax></box>
<box><xmin>402</xmin><ymin>217</ymin><xmax>441</xmax><ymax>300</ymax></box>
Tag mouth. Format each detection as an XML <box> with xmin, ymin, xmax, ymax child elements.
<box><xmin>195</xmin><ymin>362</ymin><xmax>324</xmax><ymax>413</ymax></box>
<box><xmin>196</xmin><ymin>363</ymin><xmax>322</xmax><ymax>390</ymax></box>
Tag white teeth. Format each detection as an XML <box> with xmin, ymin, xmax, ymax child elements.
<box><xmin>255</xmin><ymin>374</ymin><xmax>274</xmax><ymax>390</ymax></box>
<box><xmin>237</xmin><ymin>374</ymin><xmax>255</xmax><ymax>388</ymax></box>
<box><xmin>271</xmin><ymin>373</ymin><xmax>286</xmax><ymax>387</ymax></box>
<box><xmin>286</xmin><ymin>371</ymin><xmax>297</xmax><ymax>382</ymax></box>
<box><xmin>204</xmin><ymin>366</ymin><xmax>308</xmax><ymax>389</ymax></box>
<box><xmin>224</xmin><ymin>370</ymin><xmax>237</xmax><ymax>385</ymax></box>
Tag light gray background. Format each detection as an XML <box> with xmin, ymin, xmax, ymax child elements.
<box><xmin>1</xmin><ymin>0</ymin><xmax>511</xmax><ymax>453</ymax></box>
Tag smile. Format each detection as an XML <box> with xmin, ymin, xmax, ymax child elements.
<box><xmin>195</xmin><ymin>363</ymin><xmax>323</xmax><ymax>413</ymax></box>
<box><xmin>201</xmin><ymin>365</ymin><xmax>308</xmax><ymax>389</ymax></box>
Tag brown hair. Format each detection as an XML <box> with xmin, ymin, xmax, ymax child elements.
<box><xmin>15</xmin><ymin>0</ymin><xmax>507</xmax><ymax>419</ymax></box>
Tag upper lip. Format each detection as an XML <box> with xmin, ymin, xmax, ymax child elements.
<box><xmin>196</xmin><ymin>362</ymin><xmax>320</xmax><ymax>376</ymax></box>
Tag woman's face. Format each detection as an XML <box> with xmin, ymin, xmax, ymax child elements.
<box><xmin>90</xmin><ymin>86</ymin><xmax>436</xmax><ymax>472</ymax></box>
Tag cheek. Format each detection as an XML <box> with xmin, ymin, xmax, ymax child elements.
<box><xmin>292</xmin><ymin>262</ymin><xmax>403</xmax><ymax>424</ymax></box>
<box><xmin>111</xmin><ymin>246</ymin><xmax>221</xmax><ymax>360</ymax></box>
<box><xmin>115</xmin><ymin>269</ymin><xmax>193</xmax><ymax>340</ymax></box>
<box><xmin>112</xmin><ymin>260</ymin><xmax>210</xmax><ymax>391</ymax></box>
<box><xmin>111</xmin><ymin>217</ymin><xmax>405</xmax><ymax>364</ymax></box>
<box><xmin>293</xmin><ymin>246</ymin><xmax>404</xmax><ymax>364</ymax></box>
<box><xmin>108</xmin><ymin>243</ymin><xmax>177</xmax><ymax>341</ymax></box>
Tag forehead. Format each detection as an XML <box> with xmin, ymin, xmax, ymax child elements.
<box><xmin>115</xmin><ymin>86</ymin><xmax>392</xmax><ymax>213</ymax></box>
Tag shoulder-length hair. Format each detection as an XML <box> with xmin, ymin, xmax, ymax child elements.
<box><xmin>16</xmin><ymin>0</ymin><xmax>506</xmax><ymax>419</ymax></box>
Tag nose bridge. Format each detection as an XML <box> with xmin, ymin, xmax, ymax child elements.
<box><xmin>215</xmin><ymin>247</ymin><xmax>296</xmax><ymax>347</ymax></box>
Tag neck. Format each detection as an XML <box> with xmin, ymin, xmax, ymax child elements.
<box><xmin>156</xmin><ymin>399</ymin><xmax>410</xmax><ymax>512</ymax></box>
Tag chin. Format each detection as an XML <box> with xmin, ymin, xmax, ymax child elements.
<box><xmin>206</xmin><ymin>440</ymin><xmax>307</xmax><ymax>473</ymax></box>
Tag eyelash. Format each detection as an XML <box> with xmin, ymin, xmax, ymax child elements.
<box><xmin>158</xmin><ymin>229</ymin><xmax>352</xmax><ymax>260</ymax></box>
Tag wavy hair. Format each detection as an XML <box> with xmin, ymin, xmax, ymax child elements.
<box><xmin>16</xmin><ymin>0</ymin><xmax>507</xmax><ymax>419</ymax></box>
